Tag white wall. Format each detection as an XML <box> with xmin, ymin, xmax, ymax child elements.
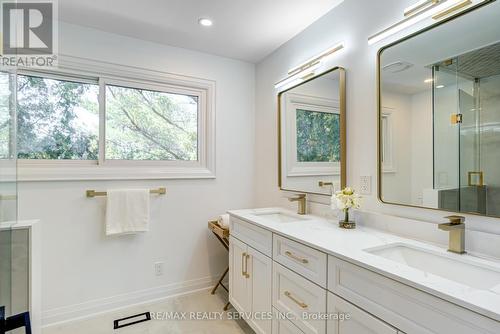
<box><xmin>380</xmin><ymin>89</ymin><xmax>433</xmax><ymax>207</ymax></box>
<box><xmin>380</xmin><ymin>92</ymin><xmax>412</xmax><ymax>204</ymax></box>
<box><xmin>17</xmin><ymin>22</ymin><xmax>256</xmax><ymax>325</ymax></box>
<box><xmin>255</xmin><ymin>0</ymin><xmax>500</xmax><ymax>242</ymax></box>
<box><xmin>410</xmin><ymin>90</ymin><xmax>433</xmax><ymax>205</ymax></box>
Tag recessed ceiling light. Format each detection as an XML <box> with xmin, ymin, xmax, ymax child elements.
<box><xmin>436</xmin><ymin>85</ymin><xmax>445</xmax><ymax>89</ymax></box>
<box><xmin>198</xmin><ymin>18</ymin><xmax>213</xmax><ymax>27</ymax></box>
<box><xmin>424</xmin><ymin>78</ymin><xmax>434</xmax><ymax>83</ymax></box>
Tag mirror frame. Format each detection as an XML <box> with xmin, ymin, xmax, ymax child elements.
<box><xmin>278</xmin><ymin>66</ymin><xmax>346</xmax><ymax>195</ymax></box>
<box><xmin>376</xmin><ymin>0</ymin><xmax>496</xmax><ymax>216</ymax></box>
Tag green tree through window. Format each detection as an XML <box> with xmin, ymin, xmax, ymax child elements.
<box><xmin>15</xmin><ymin>75</ymin><xmax>199</xmax><ymax>162</ymax></box>
<box><xmin>296</xmin><ymin>109</ymin><xmax>340</xmax><ymax>162</ymax></box>
<box><xmin>16</xmin><ymin>75</ymin><xmax>99</xmax><ymax>159</ymax></box>
<box><xmin>105</xmin><ymin>85</ymin><xmax>198</xmax><ymax>161</ymax></box>
<box><xmin>0</xmin><ymin>72</ymin><xmax>14</xmax><ymax>159</ymax></box>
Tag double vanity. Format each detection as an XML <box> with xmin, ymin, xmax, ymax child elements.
<box><xmin>240</xmin><ymin>2</ymin><xmax>500</xmax><ymax>333</ymax></box>
<box><xmin>228</xmin><ymin>208</ymin><xmax>500</xmax><ymax>334</ymax></box>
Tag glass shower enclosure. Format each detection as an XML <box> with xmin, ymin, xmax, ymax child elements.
<box><xmin>433</xmin><ymin>42</ymin><xmax>500</xmax><ymax>216</ymax></box>
<box><xmin>0</xmin><ymin>69</ymin><xmax>22</xmax><ymax>333</ymax></box>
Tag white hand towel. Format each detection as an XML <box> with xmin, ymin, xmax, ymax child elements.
<box><xmin>218</xmin><ymin>214</ymin><xmax>230</xmax><ymax>229</ymax></box>
<box><xmin>105</xmin><ymin>189</ymin><xmax>150</xmax><ymax>236</ymax></box>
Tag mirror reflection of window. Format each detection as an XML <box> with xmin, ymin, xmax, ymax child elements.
<box><xmin>279</xmin><ymin>68</ymin><xmax>345</xmax><ymax>196</ymax></box>
<box><xmin>380</xmin><ymin>110</ymin><xmax>394</xmax><ymax>173</ymax></box>
<box><xmin>296</xmin><ymin>109</ymin><xmax>340</xmax><ymax>163</ymax></box>
<box><xmin>381</xmin><ymin>116</ymin><xmax>388</xmax><ymax>163</ymax></box>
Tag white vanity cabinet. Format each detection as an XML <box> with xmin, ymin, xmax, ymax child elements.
<box><xmin>327</xmin><ymin>293</ymin><xmax>397</xmax><ymax>334</ymax></box>
<box><xmin>228</xmin><ymin>212</ymin><xmax>500</xmax><ymax>334</ymax></box>
<box><xmin>229</xmin><ymin>236</ymin><xmax>252</xmax><ymax>313</ymax></box>
<box><xmin>327</xmin><ymin>256</ymin><xmax>500</xmax><ymax>334</ymax></box>
<box><xmin>248</xmin><ymin>246</ymin><xmax>273</xmax><ymax>333</ymax></box>
<box><xmin>229</xmin><ymin>217</ymin><xmax>273</xmax><ymax>334</ymax></box>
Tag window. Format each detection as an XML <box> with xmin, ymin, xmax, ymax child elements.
<box><xmin>15</xmin><ymin>58</ymin><xmax>215</xmax><ymax>180</ymax></box>
<box><xmin>0</xmin><ymin>72</ymin><xmax>14</xmax><ymax>160</ymax></box>
<box><xmin>17</xmin><ymin>74</ymin><xmax>99</xmax><ymax>160</ymax></box>
<box><xmin>296</xmin><ymin>109</ymin><xmax>340</xmax><ymax>163</ymax></box>
<box><xmin>105</xmin><ymin>84</ymin><xmax>198</xmax><ymax>161</ymax></box>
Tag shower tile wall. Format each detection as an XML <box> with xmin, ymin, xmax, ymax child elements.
<box><xmin>480</xmin><ymin>74</ymin><xmax>500</xmax><ymax>216</ymax></box>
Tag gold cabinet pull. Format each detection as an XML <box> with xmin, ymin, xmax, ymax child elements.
<box><xmin>285</xmin><ymin>251</ymin><xmax>309</xmax><ymax>264</ymax></box>
<box><xmin>241</xmin><ymin>252</ymin><xmax>247</xmax><ymax>277</ymax></box>
<box><xmin>318</xmin><ymin>181</ymin><xmax>333</xmax><ymax>187</ymax></box>
<box><xmin>284</xmin><ymin>291</ymin><xmax>308</xmax><ymax>309</ymax></box>
<box><xmin>245</xmin><ymin>254</ymin><xmax>250</xmax><ymax>278</ymax></box>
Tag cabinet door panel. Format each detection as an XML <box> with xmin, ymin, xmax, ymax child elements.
<box><xmin>248</xmin><ymin>246</ymin><xmax>273</xmax><ymax>334</ymax></box>
<box><xmin>229</xmin><ymin>236</ymin><xmax>250</xmax><ymax>313</ymax></box>
<box><xmin>327</xmin><ymin>293</ymin><xmax>397</xmax><ymax>334</ymax></box>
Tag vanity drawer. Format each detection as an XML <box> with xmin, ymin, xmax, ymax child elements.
<box><xmin>273</xmin><ymin>262</ymin><xmax>327</xmax><ymax>334</ymax></box>
<box><xmin>274</xmin><ymin>235</ymin><xmax>327</xmax><ymax>287</ymax></box>
<box><xmin>273</xmin><ymin>308</ymin><xmax>305</xmax><ymax>334</ymax></box>
<box><xmin>327</xmin><ymin>292</ymin><xmax>397</xmax><ymax>334</ymax></box>
<box><xmin>230</xmin><ymin>215</ymin><xmax>272</xmax><ymax>257</ymax></box>
<box><xmin>328</xmin><ymin>256</ymin><xmax>500</xmax><ymax>334</ymax></box>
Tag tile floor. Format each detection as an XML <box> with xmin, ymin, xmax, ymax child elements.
<box><xmin>42</xmin><ymin>289</ymin><xmax>254</xmax><ymax>334</ymax></box>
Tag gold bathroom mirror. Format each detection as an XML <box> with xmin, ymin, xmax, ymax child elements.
<box><xmin>279</xmin><ymin>67</ymin><xmax>346</xmax><ymax>196</ymax></box>
<box><xmin>378</xmin><ymin>1</ymin><xmax>500</xmax><ymax>217</ymax></box>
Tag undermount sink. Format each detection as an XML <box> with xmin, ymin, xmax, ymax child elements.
<box><xmin>251</xmin><ymin>210</ymin><xmax>306</xmax><ymax>223</ymax></box>
<box><xmin>365</xmin><ymin>243</ymin><xmax>500</xmax><ymax>291</ymax></box>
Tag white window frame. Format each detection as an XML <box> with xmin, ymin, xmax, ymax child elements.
<box><xmin>15</xmin><ymin>55</ymin><xmax>216</xmax><ymax>181</ymax></box>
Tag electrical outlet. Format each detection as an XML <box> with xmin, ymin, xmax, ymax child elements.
<box><xmin>360</xmin><ymin>176</ymin><xmax>372</xmax><ymax>195</ymax></box>
<box><xmin>154</xmin><ymin>262</ymin><xmax>163</xmax><ymax>276</ymax></box>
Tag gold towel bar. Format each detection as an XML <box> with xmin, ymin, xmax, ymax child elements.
<box><xmin>86</xmin><ymin>187</ymin><xmax>166</xmax><ymax>198</ymax></box>
<box><xmin>0</xmin><ymin>195</ymin><xmax>17</xmax><ymax>201</ymax></box>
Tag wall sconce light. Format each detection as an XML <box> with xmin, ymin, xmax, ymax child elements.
<box><xmin>404</xmin><ymin>0</ymin><xmax>441</xmax><ymax>17</ymax></box>
<box><xmin>275</xmin><ymin>42</ymin><xmax>344</xmax><ymax>89</ymax></box>
<box><xmin>368</xmin><ymin>0</ymin><xmax>490</xmax><ymax>45</ymax></box>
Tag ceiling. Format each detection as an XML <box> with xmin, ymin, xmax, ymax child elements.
<box><xmin>58</xmin><ymin>0</ymin><xmax>345</xmax><ymax>63</ymax></box>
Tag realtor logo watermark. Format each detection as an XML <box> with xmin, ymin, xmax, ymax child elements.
<box><xmin>1</xmin><ymin>0</ymin><xmax>58</xmax><ymax>67</ymax></box>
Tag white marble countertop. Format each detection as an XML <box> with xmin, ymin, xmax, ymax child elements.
<box><xmin>228</xmin><ymin>207</ymin><xmax>500</xmax><ymax>322</ymax></box>
<box><xmin>0</xmin><ymin>219</ymin><xmax>40</xmax><ymax>230</ymax></box>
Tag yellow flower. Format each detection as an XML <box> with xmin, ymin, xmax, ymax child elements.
<box><xmin>342</xmin><ymin>187</ymin><xmax>354</xmax><ymax>196</ymax></box>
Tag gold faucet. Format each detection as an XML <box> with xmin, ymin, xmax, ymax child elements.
<box><xmin>289</xmin><ymin>194</ymin><xmax>306</xmax><ymax>215</ymax></box>
<box><xmin>438</xmin><ymin>215</ymin><xmax>466</xmax><ymax>254</ymax></box>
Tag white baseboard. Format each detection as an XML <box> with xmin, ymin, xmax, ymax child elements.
<box><xmin>41</xmin><ymin>275</ymin><xmax>219</xmax><ymax>327</ymax></box>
